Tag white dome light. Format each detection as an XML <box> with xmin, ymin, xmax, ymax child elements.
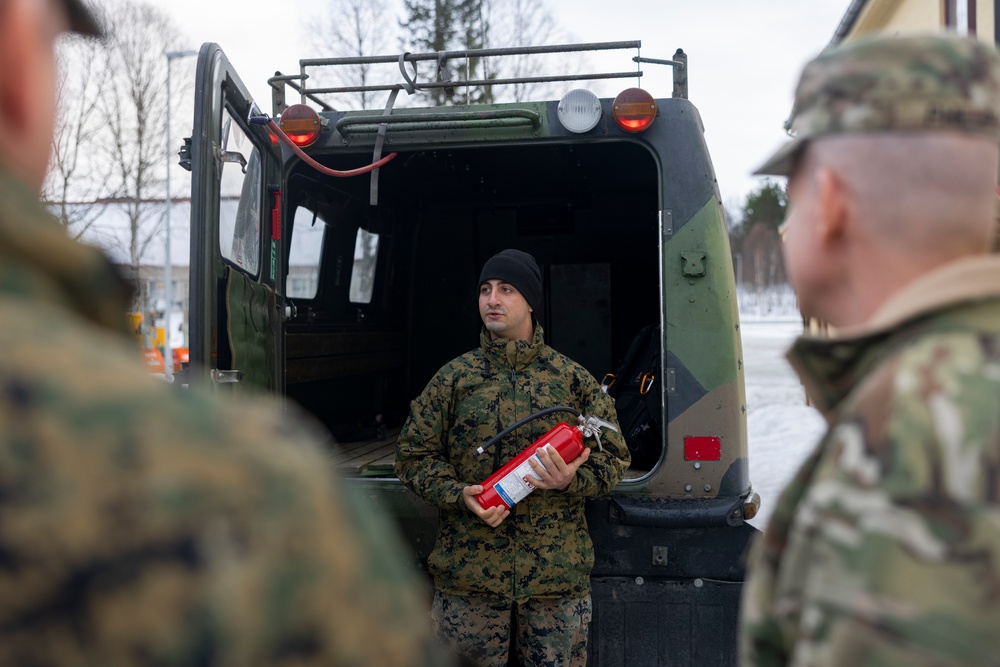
<box><xmin>557</xmin><ymin>89</ymin><xmax>602</xmax><ymax>134</ymax></box>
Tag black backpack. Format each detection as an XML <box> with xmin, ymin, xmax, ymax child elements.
<box><xmin>604</xmin><ymin>324</ymin><xmax>662</xmax><ymax>469</ymax></box>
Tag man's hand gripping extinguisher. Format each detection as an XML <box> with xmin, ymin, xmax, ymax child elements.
<box><xmin>475</xmin><ymin>406</ymin><xmax>618</xmax><ymax>511</ymax></box>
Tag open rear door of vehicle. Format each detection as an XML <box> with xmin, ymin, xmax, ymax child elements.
<box><xmin>188</xmin><ymin>43</ymin><xmax>284</xmax><ymax>396</ymax></box>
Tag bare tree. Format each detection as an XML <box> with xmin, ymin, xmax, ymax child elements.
<box><xmin>45</xmin><ymin>0</ymin><xmax>187</xmax><ymax>318</ymax></box>
<box><xmin>742</xmin><ymin>223</ymin><xmax>786</xmax><ymax>291</ymax></box>
<box><xmin>308</xmin><ymin>0</ymin><xmax>395</xmax><ymax>110</ymax></box>
<box><xmin>98</xmin><ymin>0</ymin><xmax>182</xmax><ymax>312</ymax></box>
<box><xmin>303</xmin><ymin>0</ymin><xmax>571</xmax><ymax>109</ymax></box>
<box><xmin>480</xmin><ymin>0</ymin><xmax>565</xmax><ymax>102</ymax></box>
<box><xmin>44</xmin><ymin>33</ymin><xmax>112</xmax><ymax>240</ymax></box>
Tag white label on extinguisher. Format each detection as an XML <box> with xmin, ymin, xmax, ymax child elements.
<box><xmin>493</xmin><ymin>452</ymin><xmax>548</xmax><ymax>508</ymax></box>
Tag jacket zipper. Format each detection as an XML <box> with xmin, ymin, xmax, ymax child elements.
<box><xmin>509</xmin><ymin>361</ymin><xmax>518</xmax><ymax>602</ymax></box>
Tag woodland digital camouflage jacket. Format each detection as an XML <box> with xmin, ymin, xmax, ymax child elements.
<box><xmin>395</xmin><ymin>325</ymin><xmax>629</xmax><ymax>602</ymax></box>
<box><xmin>740</xmin><ymin>256</ymin><xmax>1000</xmax><ymax>666</ymax></box>
<box><xmin>0</xmin><ymin>171</ymin><xmax>449</xmax><ymax>667</ymax></box>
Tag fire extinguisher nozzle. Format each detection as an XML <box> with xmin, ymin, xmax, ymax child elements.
<box><xmin>475</xmin><ymin>446</ymin><xmax>486</xmax><ymax>455</ymax></box>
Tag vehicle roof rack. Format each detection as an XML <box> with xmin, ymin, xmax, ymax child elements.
<box><xmin>268</xmin><ymin>41</ymin><xmax>688</xmax><ymax>115</ymax></box>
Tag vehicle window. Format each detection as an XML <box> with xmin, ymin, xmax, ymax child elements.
<box><xmin>349</xmin><ymin>228</ymin><xmax>379</xmax><ymax>304</ymax></box>
<box><xmin>287</xmin><ymin>206</ymin><xmax>325</xmax><ymax>299</ymax></box>
<box><xmin>218</xmin><ymin>108</ymin><xmax>261</xmax><ymax>276</ymax></box>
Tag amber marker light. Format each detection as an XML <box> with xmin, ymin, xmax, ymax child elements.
<box><xmin>278</xmin><ymin>104</ymin><xmax>322</xmax><ymax>147</ymax></box>
<box><xmin>612</xmin><ymin>88</ymin><xmax>657</xmax><ymax>133</ymax></box>
<box><xmin>743</xmin><ymin>491</ymin><xmax>761</xmax><ymax>521</ymax></box>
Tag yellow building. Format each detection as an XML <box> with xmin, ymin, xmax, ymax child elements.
<box><xmin>833</xmin><ymin>0</ymin><xmax>998</xmax><ymax>43</ymax></box>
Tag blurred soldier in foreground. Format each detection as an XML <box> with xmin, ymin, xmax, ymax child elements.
<box><xmin>0</xmin><ymin>1</ymin><xmax>449</xmax><ymax>665</ymax></box>
<box><xmin>739</xmin><ymin>34</ymin><xmax>1000</xmax><ymax>666</ymax></box>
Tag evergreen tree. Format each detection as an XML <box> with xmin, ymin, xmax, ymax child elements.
<box><xmin>400</xmin><ymin>0</ymin><xmax>489</xmax><ymax>105</ymax></box>
<box><xmin>740</xmin><ymin>180</ymin><xmax>787</xmax><ymax>233</ymax></box>
<box><xmin>733</xmin><ymin>180</ymin><xmax>789</xmax><ymax>289</ymax></box>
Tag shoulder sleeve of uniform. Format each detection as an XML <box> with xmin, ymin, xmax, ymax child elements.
<box><xmin>836</xmin><ymin>332</ymin><xmax>1000</xmax><ymax>505</ymax></box>
<box><xmin>394</xmin><ymin>356</ymin><xmax>474</xmax><ymax>510</ymax></box>
<box><xmin>759</xmin><ymin>332</ymin><xmax>1000</xmax><ymax>664</ymax></box>
<box><xmin>0</xmin><ymin>364</ymin><xmax>452</xmax><ymax>666</ymax></box>
<box><xmin>207</xmin><ymin>403</ymin><xmax>452</xmax><ymax>665</ymax></box>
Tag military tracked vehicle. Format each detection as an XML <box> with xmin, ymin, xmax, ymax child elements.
<box><xmin>185</xmin><ymin>40</ymin><xmax>758</xmax><ymax>665</ymax></box>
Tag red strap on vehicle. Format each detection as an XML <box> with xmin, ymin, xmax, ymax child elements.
<box><xmin>271</xmin><ymin>190</ymin><xmax>281</xmax><ymax>241</ymax></box>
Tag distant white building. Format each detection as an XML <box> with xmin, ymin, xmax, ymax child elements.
<box><xmin>62</xmin><ymin>198</ymin><xmax>341</xmax><ymax>349</ymax></box>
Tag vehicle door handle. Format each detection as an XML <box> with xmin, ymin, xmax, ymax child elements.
<box><xmin>211</xmin><ymin>369</ymin><xmax>244</xmax><ymax>385</ymax></box>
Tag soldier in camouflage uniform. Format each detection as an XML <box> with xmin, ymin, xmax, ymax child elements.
<box><xmin>0</xmin><ymin>1</ymin><xmax>451</xmax><ymax>665</ymax></box>
<box><xmin>395</xmin><ymin>249</ymin><xmax>630</xmax><ymax>667</ymax></box>
<box><xmin>740</xmin><ymin>34</ymin><xmax>1000</xmax><ymax>666</ymax></box>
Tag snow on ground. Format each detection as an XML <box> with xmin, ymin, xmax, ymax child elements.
<box><xmin>740</xmin><ymin>317</ymin><xmax>827</xmax><ymax>530</ymax></box>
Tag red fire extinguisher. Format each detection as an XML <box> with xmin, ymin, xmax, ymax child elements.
<box><xmin>476</xmin><ymin>411</ymin><xmax>618</xmax><ymax>511</ymax></box>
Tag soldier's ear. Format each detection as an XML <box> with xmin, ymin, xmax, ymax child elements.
<box><xmin>0</xmin><ymin>2</ymin><xmax>29</xmax><ymax>130</ymax></box>
<box><xmin>0</xmin><ymin>0</ymin><xmax>66</xmax><ymax>190</ymax></box>
<box><xmin>5</xmin><ymin>0</ymin><xmax>62</xmax><ymax>115</ymax></box>
<box><xmin>0</xmin><ymin>0</ymin><xmax>49</xmax><ymax>158</ymax></box>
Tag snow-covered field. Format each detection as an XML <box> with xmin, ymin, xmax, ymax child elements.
<box><xmin>741</xmin><ymin>318</ymin><xmax>826</xmax><ymax>529</ymax></box>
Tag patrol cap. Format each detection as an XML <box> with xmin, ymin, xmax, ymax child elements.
<box><xmin>755</xmin><ymin>33</ymin><xmax>1000</xmax><ymax>176</ymax></box>
<box><xmin>62</xmin><ymin>0</ymin><xmax>103</xmax><ymax>37</ymax></box>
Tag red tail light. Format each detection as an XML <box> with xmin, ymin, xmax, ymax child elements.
<box><xmin>612</xmin><ymin>88</ymin><xmax>657</xmax><ymax>133</ymax></box>
<box><xmin>278</xmin><ymin>104</ymin><xmax>321</xmax><ymax>147</ymax></box>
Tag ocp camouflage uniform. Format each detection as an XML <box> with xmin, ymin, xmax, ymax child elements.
<box><xmin>395</xmin><ymin>325</ymin><xmax>629</xmax><ymax>664</ymax></box>
<box><xmin>740</xmin><ymin>256</ymin><xmax>1000</xmax><ymax>666</ymax></box>
<box><xmin>0</xmin><ymin>169</ymin><xmax>451</xmax><ymax>666</ymax></box>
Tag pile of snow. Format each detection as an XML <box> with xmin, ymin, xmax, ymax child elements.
<box><xmin>737</xmin><ymin>284</ymin><xmax>800</xmax><ymax>322</ymax></box>
<box><xmin>740</xmin><ymin>318</ymin><xmax>826</xmax><ymax>529</ymax></box>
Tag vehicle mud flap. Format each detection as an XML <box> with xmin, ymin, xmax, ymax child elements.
<box><xmin>583</xmin><ymin>496</ymin><xmax>756</xmax><ymax>664</ymax></box>
<box><xmin>588</xmin><ymin>576</ymin><xmax>741</xmax><ymax>666</ymax></box>
<box><xmin>225</xmin><ymin>267</ymin><xmax>277</xmax><ymax>391</ymax></box>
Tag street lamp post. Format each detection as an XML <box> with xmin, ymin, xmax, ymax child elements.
<box><xmin>164</xmin><ymin>49</ymin><xmax>198</xmax><ymax>380</ymax></box>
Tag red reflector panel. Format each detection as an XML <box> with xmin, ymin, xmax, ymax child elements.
<box><xmin>271</xmin><ymin>190</ymin><xmax>281</xmax><ymax>241</ymax></box>
<box><xmin>684</xmin><ymin>436</ymin><xmax>721</xmax><ymax>461</ymax></box>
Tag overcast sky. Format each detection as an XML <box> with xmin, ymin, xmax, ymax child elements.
<box><xmin>150</xmin><ymin>0</ymin><xmax>851</xmax><ymax>211</ymax></box>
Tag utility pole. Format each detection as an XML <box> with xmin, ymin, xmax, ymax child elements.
<box><xmin>164</xmin><ymin>48</ymin><xmax>198</xmax><ymax>380</ymax></box>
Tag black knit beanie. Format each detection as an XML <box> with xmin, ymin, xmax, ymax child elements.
<box><xmin>478</xmin><ymin>249</ymin><xmax>542</xmax><ymax>312</ymax></box>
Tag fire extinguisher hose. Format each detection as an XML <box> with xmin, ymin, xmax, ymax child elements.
<box><xmin>475</xmin><ymin>406</ymin><xmax>581</xmax><ymax>455</ymax></box>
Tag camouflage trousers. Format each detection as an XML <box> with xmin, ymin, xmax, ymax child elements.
<box><xmin>431</xmin><ymin>591</ymin><xmax>591</xmax><ymax>667</ymax></box>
